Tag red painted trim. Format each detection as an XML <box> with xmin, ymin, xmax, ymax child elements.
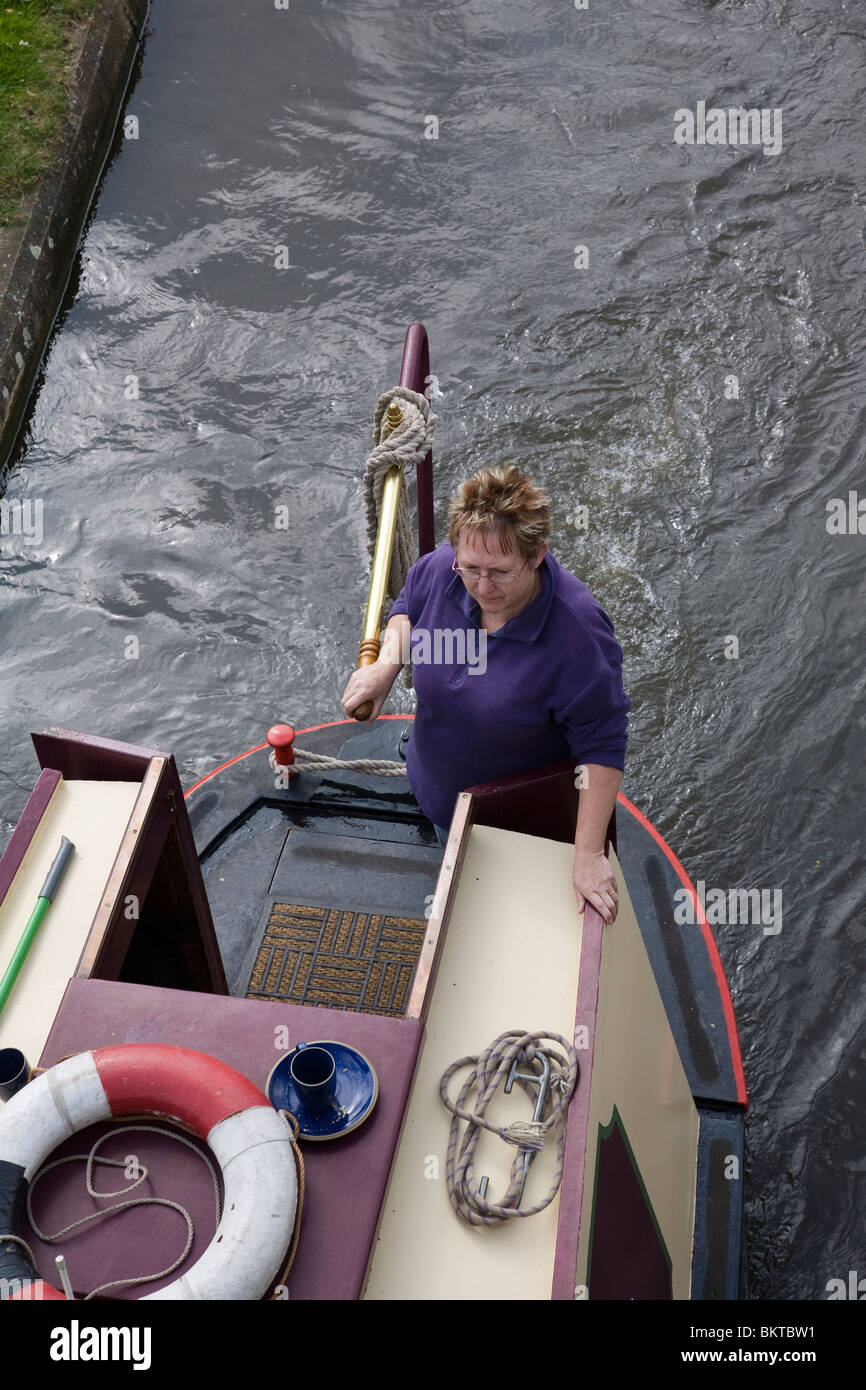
<box><xmin>93</xmin><ymin>1044</ymin><xmax>269</xmax><ymax>1138</ymax></box>
<box><xmin>183</xmin><ymin>714</ymin><xmax>414</xmax><ymax>798</ymax></box>
<box><xmin>184</xmin><ymin>742</ymin><xmax>268</xmax><ymax>796</ymax></box>
<box><xmin>615</xmin><ymin>792</ymin><xmax>747</xmax><ymax>1107</ymax></box>
<box><xmin>550</xmin><ymin>904</ymin><xmax>605</xmax><ymax>1299</ymax></box>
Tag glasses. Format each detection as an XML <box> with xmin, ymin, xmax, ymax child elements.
<box><xmin>452</xmin><ymin>556</ymin><xmax>528</xmax><ymax>586</ymax></box>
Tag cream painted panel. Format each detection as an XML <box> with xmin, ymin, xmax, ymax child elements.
<box><xmin>574</xmin><ymin>848</ymin><xmax>699</xmax><ymax>1299</ymax></box>
<box><xmin>365</xmin><ymin>824</ymin><xmax>583</xmax><ymax>1301</ymax></box>
<box><xmin>0</xmin><ymin>780</ymin><xmax>140</xmax><ymax>1069</ymax></box>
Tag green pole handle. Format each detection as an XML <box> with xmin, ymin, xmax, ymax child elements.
<box><xmin>0</xmin><ymin>836</ymin><xmax>75</xmax><ymax>1016</ymax></box>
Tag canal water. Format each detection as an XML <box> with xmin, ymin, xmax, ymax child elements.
<box><xmin>1</xmin><ymin>0</ymin><xmax>863</xmax><ymax>1299</ymax></box>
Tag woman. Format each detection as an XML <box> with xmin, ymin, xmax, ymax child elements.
<box><xmin>340</xmin><ymin>465</ymin><xmax>629</xmax><ymax>924</ymax></box>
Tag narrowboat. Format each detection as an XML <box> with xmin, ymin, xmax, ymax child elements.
<box><xmin>0</xmin><ymin>325</ymin><xmax>746</xmax><ymax>1301</ymax></box>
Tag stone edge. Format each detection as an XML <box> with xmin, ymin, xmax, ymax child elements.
<box><xmin>0</xmin><ymin>0</ymin><xmax>150</xmax><ymax>472</ymax></box>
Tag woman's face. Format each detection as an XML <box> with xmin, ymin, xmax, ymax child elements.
<box><xmin>454</xmin><ymin>530</ymin><xmax>546</xmax><ymax>611</ymax></box>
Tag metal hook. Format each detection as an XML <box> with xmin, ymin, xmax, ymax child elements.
<box><xmin>480</xmin><ymin>1052</ymin><xmax>551</xmax><ymax>1207</ymax></box>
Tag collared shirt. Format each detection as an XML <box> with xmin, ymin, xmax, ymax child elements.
<box><xmin>388</xmin><ymin>541</ymin><xmax>630</xmax><ymax>828</ymax></box>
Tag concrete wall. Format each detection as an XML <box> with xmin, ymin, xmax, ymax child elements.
<box><xmin>0</xmin><ymin>0</ymin><xmax>150</xmax><ymax>471</ymax></box>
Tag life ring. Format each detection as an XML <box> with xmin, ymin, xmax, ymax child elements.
<box><xmin>0</xmin><ymin>1044</ymin><xmax>297</xmax><ymax>1300</ymax></box>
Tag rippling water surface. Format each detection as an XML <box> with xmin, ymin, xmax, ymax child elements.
<box><xmin>1</xmin><ymin>0</ymin><xmax>864</xmax><ymax>1299</ymax></box>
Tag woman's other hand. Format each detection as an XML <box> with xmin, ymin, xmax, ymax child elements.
<box><xmin>572</xmin><ymin>849</ymin><xmax>619</xmax><ymax>924</ymax></box>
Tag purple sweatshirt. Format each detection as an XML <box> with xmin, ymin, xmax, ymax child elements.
<box><xmin>388</xmin><ymin>541</ymin><xmax>629</xmax><ymax>828</ymax></box>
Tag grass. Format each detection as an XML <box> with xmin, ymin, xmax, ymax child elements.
<box><xmin>0</xmin><ymin>0</ymin><xmax>98</xmax><ymax>226</ymax></box>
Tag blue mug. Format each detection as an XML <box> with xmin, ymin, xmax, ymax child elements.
<box><xmin>290</xmin><ymin>1043</ymin><xmax>337</xmax><ymax>1111</ymax></box>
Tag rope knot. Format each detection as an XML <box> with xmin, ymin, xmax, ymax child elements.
<box><xmin>501</xmin><ymin>1120</ymin><xmax>546</xmax><ymax>1151</ymax></box>
<box><xmin>363</xmin><ymin>385</ymin><xmax>436</xmax><ymax>604</ymax></box>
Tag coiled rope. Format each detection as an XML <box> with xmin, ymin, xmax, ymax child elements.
<box><xmin>23</xmin><ymin>1122</ymin><xmax>221</xmax><ymax>1299</ymax></box>
<box><xmin>440</xmin><ymin>1029</ymin><xmax>579</xmax><ymax>1226</ymax></box>
<box><xmin>363</xmin><ymin>384</ymin><xmax>436</xmax><ymax>602</ymax></box>
<box><xmin>363</xmin><ymin>383</ymin><xmax>436</xmax><ymax>691</ymax></box>
<box><xmin>5</xmin><ymin>1113</ymin><xmax>305</xmax><ymax>1300</ymax></box>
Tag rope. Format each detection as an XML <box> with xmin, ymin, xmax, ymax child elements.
<box><xmin>440</xmin><ymin>1030</ymin><xmax>579</xmax><ymax>1226</ymax></box>
<box><xmin>363</xmin><ymin>384</ymin><xmax>436</xmax><ymax>691</ymax></box>
<box><xmin>271</xmin><ymin>747</ymin><xmax>406</xmax><ymax>778</ymax></box>
<box><xmin>267</xmin><ymin>388</ymin><xmax>436</xmax><ymax>783</ymax></box>
<box><xmin>269</xmin><ymin>1110</ymin><xmax>306</xmax><ymax>1297</ymax></box>
<box><xmin>24</xmin><ymin>1123</ymin><xmax>222</xmax><ymax>1299</ymax></box>
<box><xmin>4</xmin><ymin>1110</ymin><xmax>306</xmax><ymax>1301</ymax></box>
<box><xmin>363</xmin><ymin>384</ymin><xmax>436</xmax><ymax>602</ymax></box>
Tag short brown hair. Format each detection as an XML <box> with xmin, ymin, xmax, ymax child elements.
<box><xmin>448</xmin><ymin>464</ymin><xmax>550</xmax><ymax>562</ymax></box>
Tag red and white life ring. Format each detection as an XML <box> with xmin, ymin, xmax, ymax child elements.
<box><xmin>0</xmin><ymin>1044</ymin><xmax>297</xmax><ymax>1300</ymax></box>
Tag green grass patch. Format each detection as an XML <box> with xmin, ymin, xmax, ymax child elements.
<box><xmin>0</xmin><ymin>0</ymin><xmax>98</xmax><ymax>226</ymax></box>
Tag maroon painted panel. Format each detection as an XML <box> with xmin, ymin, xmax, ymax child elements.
<box><xmin>37</xmin><ymin>978</ymin><xmax>423</xmax><ymax>1300</ymax></box>
<box><xmin>468</xmin><ymin>759</ymin><xmax>617</xmax><ymax>854</ymax></box>
<box><xmin>586</xmin><ymin>1109</ymin><xmax>673</xmax><ymax>1300</ymax></box>
<box><xmin>550</xmin><ymin>905</ymin><xmax>604</xmax><ymax>1300</ymax></box>
<box><xmin>32</xmin><ymin>727</ymin><xmax>168</xmax><ymax>783</ymax></box>
<box><xmin>0</xmin><ymin>767</ymin><xmax>62</xmax><ymax>910</ymax></box>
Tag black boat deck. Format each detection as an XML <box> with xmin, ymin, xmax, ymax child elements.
<box><xmin>190</xmin><ymin>718</ymin><xmax>443</xmax><ymax>1015</ymax></box>
<box><xmin>242</xmin><ymin>829</ymin><xmax>439</xmax><ymax>1014</ymax></box>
